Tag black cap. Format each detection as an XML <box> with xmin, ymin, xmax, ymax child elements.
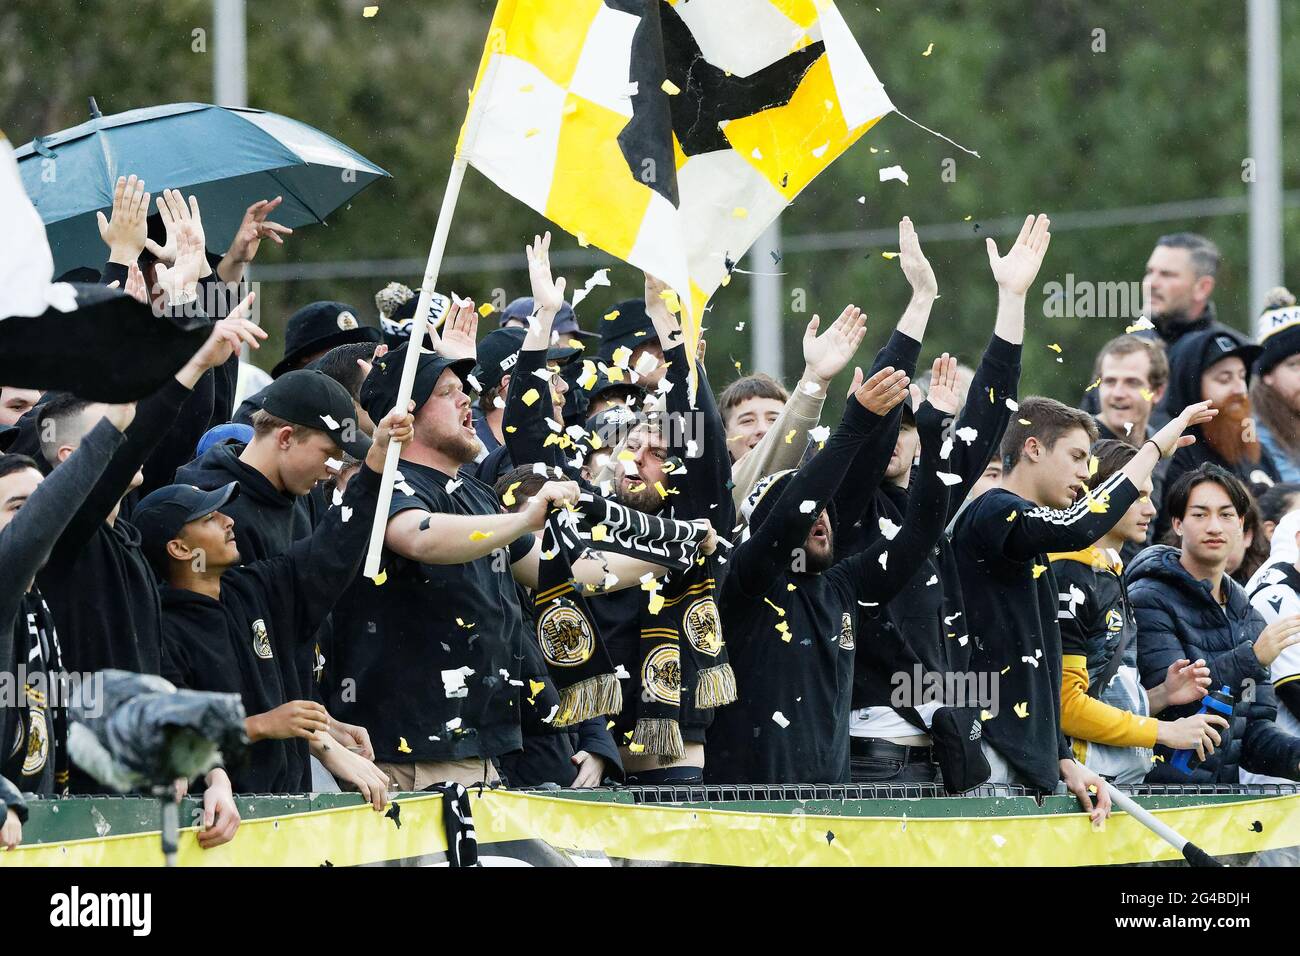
<box><xmin>134</xmin><ymin>482</ymin><xmax>240</xmax><ymax>572</ymax></box>
<box><xmin>599</xmin><ymin>299</ymin><xmax>655</xmax><ymax>361</ymax></box>
<box><xmin>257</xmin><ymin>369</ymin><xmax>372</xmax><ymax>458</ymax></box>
<box><xmin>586</xmin><ymin>367</ymin><xmax>649</xmax><ymax>407</ymax></box>
<box><xmin>1164</xmin><ymin>326</ymin><xmax>1262</xmax><ymax>411</ymax></box>
<box><xmin>359</xmin><ymin>342</ymin><xmax>476</xmax><ymax>423</ymax></box>
<box><xmin>471</xmin><ymin>327</ymin><xmax>580</xmax><ymax>391</ymax></box>
<box><xmin>272</xmin><ymin>301</ymin><xmax>382</xmax><ymax>378</ymax></box>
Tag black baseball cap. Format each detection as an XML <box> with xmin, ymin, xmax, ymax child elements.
<box><xmin>599</xmin><ymin>299</ymin><xmax>656</xmax><ymax>361</ymax></box>
<box><xmin>272</xmin><ymin>301</ymin><xmax>382</xmax><ymax>378</ymax></box>
<box><xmin>587</xmin><ymin>367</ymin><xmax>649</xmax><ymax>407</ymax></box>
<box><xmin>134</xmin><ymin>481</ymin><xmax>240</xmax><ymax>572</ymax></box>
<box><xmin>472</xmin><ymin>327</ymin><xmax>580</xmax><ymax>391</ymax></box>
<box><xmin>359</xmin><ymin>342</ymin><xmax>476</xmax><ymax>422</ymax></box>
<box><xmin>257</xmin><ymin>369</ymin><xmax>372</xmax><ymax>458</ymax></box>
<box><xmin>500</xmin><ymin>297</ymin><xmax>600</xmax><ymax>345</ymax></box>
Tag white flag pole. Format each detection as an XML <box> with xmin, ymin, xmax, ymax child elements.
<box><xmin>363</xmin><ymin>63</ymin><xmax>498</xmax><ymax>579</ymax></box>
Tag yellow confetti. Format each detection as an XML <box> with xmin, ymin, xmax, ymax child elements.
<box><xmin>1085</xmin><ymin>494</ymin><xmax>1109</xmax><ymax>514</ymax></box>
<box><xmin>980</xmin><ymin>710</ymin><xmax>994</xmax><ymax>721</ymax></box>
<box><xmin>648</xmin><ymin>591</ymin><xmax>665</xmax><ymax>614</ymax></box>
<box><xmin>1047</xmin><ymin>343</ymin><xmax>1062</xmax><ymax>353</ymax></box>
<box><xmin>617</xmin><ymin>449</ymin><xmax>636</xmax><ymax>462</ymax></box>
<box><xmin>525</xmin><ymin>128</ymin><xmax>540</xmax><ymax>138</ymax></box>
<box><xmin>764</xmin><ymin>597</ymin><xmax>787</xmax><ymax>617</ymax></box>
<box><xmin>783</xmin><ymin>429</ymin><xmax>797</xmax><ymax>444</ymax></box>
<box><xmin>469</xmin><ymin>530</ymin><xmax>494</xmax><ymax>541</ymax></box>
<box><xmin>628</xmin><ymin>742</ymin><xmax>646</xmax><ymax>753</ymax></box>
<box><xmin>1006</xmin><ymin>511</ymin><xmax>1017</xmax><ymax>522</ymax></box>
<box><xmin>922</xmin><ymin>41</ymin><xmax>934</xmax><ymax>56</ymax></box>
<box><xmin>370</xmin><ymin>570</ymin><xmax>388</xmax><ymax>586</ymax></box>
<box><xmin>1084</xmin><ymin>377</ymin><xmax>1101</xmax><ymax>392</ymax></box>
<box><xmin>661</xmin><ymin>79</ymin><xmax>681</xmax><ymax>95</ymax></box>
<box><xmin>787</xmin><ymin>583</ymin><xmax>797</xmax><ymax>591</ymax></box>
<box><xmin>362</xmin><ymin>4</ymin><xmax>379</xmax><ymax>16</ymax></box>
<box><xmin>659</xmin><ymin>288</ymin><xmax>682</xmax><ymax>314</ymax></box>
<box><xmin>1001</xmin><ymin>667</ymin><xmax>1010</xmax><ymax>675</ymax></box>
<box><xmin>1032</xmin><ymin>564</ymin><xmax>1047</xmax><ymax>579</ymax></box>
<box><xmin>477</xmin><ymin>302</ymin><xmax>495</xmax><ymax>317</ymax></box>
<box><xmin>989</xmin><ymin>387</ymin><xmax>995</xmax><ymax>403</ymax></box>
<box><xmin>519</xmin><ymin>83</ymin><xmax>534</xmax><ymax>93</ymax></box>
<box><xmin>577</xmin><ymin>232</ymin><xmax>589</xmax><ymax>248</ymax></box>
<box><xmin>529</xmin><ymin>679</ymin><xmax>546</xmax><ymax>699</ymax></box>
<box><xmin>502</xmin><ymin>481</ymin><xmax>522</xmax><ymax>507</ymax></box>
<box><xmin>607</xmin><ymin>720</ymin><xmax>616</xmax><ymax>730</ymax></box>
<box><xmin>592</xmin><ymin>524</ymin><xmax>608</xmax><ymax>542</ymax></box>
<box><xmin>1013</xmin><ymin>702</ymin><xmax>1029</xmax><ymax>719</ymax></box>
<box><xmin>733</xmin><ymin>207</ymin><xmax>749</xmax><ymax>219</ymax></box>
<box><xmin>1018</xmin><ymin>418</ymin><xmax>1032</xmax><ymax>425</ymax></box>
<box><xmin>505</xmin><ymin>425</ymin><xmax>517</xmax><ymax>434</ymax></box>
<box><xmin>397</xmin><ymin>736</ymin><xmax>412</xmax><ymax>754</ymax></box>
<box><xmin>964</xmin><ymin>215</ymin><xmax>973</xmax><ymax>221</ymax></box>
<box><xmin>1088</xmin><ymin>455</ymin><xmax>1098</xmax><ymax>477</ymax></box>
<box><xmin>720</xmin><ymin>273</ymin><xmax>731</xmax><ymax>287</ymax></box>
<box><xmin>881</xmin><ymin>251</ymin><xmax>899</xmax><ymax>259</ymax></box>
<box><xmin>654</xmin><ymin>480</ymin><xmax>674</xmax><ymax>498</ymax></box>
<box><xmin>588</xmin><ymin>431</ymin><xmax>603</xmax><ymax>450</ymax></box>
<box><xmin>563</xmin><ymin>100</ymin><xmax>578</xmax><ymax>116</ymax></box>
<box><xmin>521</xmin><ymin>388</ymin><xmax>540</xmax><ymax>406</ymax></box>
<box><xmin>1140</xmin><ymin>387</ymin><xmax>1155</xmax><ymax>402</ymax></box>
<box><xmin>869</xmin><ymin>147</ymin><xmax>879</xmax><ymax>154</ymax></box>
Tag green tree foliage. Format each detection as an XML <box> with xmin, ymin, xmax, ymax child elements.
<box><xmin>3</xmin><ymin>0</ymin><xmax>1297</xmax><ymax>419</ymax></box>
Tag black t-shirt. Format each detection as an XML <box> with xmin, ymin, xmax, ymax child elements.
<box><xmin>952</xmin><ymin>478</ymin><xmax>1138</xmax><ymax>790</ymax></box>
<box><xmin>330</xmin><ymin>461</ymin><xmax>534</xmax><ymax>764</ymax></box>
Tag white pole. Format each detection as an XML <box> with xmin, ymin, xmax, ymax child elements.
<box><xmin>751</xmin><ymin>217</ymin><xmax>784</xmax><ymax>380</ymax></box>
<box><xmin>1247</xmin><ymin>0</ymin><xmax>1283</xmax><ymax>330</ymax></box>
<box><xmin>213</xmin><ymin>0</ymin><xmax>246</xmax><ymax>109</ymax></box>
<box><xmin>362</xmin><ymin>58</ymin><xmax>499</xmax><ymax>577</ymax></box>
<box><xmin>362</xmin><ymin>158</ymin><xmax>469</xmax><ymax>578</ymax></box>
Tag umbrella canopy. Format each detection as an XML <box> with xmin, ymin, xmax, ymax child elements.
<box><xmin>16</xmin><ymin>101</ymin><xmax>390</xmax><ymax>275</ymax></box>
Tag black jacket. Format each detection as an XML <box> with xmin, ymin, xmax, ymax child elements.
<box><xmin>161</xmin><ymin>464</ymin><xmax>381</xmax><ymax>793</ymax></box>
<box><xmin>1128</xmin><ymin>545</ymin><xmax>1300</xmax><ymax>782</ymax></box>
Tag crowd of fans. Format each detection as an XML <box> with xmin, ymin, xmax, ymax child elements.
<box><xmin>3</xmin><ymin>176</ymin><xmax>1300</xmax><ymax>854</ymax></box>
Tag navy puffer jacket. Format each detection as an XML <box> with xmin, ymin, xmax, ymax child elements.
<box><xmin>1128</xmin><ymin>545</ymin><xmax>1300</xmax><ymax>783</ymax></box>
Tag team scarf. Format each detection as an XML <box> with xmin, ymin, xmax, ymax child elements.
<box><xmin>4</xmin><ymin>593</ymin><xmax>68</xmax><ymax>795</ymax></box>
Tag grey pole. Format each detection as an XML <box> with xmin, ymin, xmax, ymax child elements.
<box><xmin>213</xmin><ymin>0</ymin><xmax>252</xmax><ymax>359</ymax></box>
<box><xmin>750</xmin><ymin>217</ymin><xmax>784</xmax><ymax>380</ymax></box>
<box><xmin>1247</xmin><ymin>0</ymin><xmax>1283</xmax><ymax>332</ymax></box>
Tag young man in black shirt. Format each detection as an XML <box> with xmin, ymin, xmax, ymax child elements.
<box><xmin>137</xmin><ymin>405</ymin><xmax>411</xmax><ymax>805</ymax></box>
<box><xmin>953</xmin><ymin>390</ymin><xmax>1215</xmax><ymax>819</ymax></box>
<box><xmin>332</xmin><ymin>304</ymin><xmax>679</xmax><ymax>790</ymax></box>
<box><xmin>707</xmin><ymin>356</ymin><xmax>957</xmax><ymax>784</ymax></box>
<box><xmin>833</xmin><ymin>216</ymin><xmax>1033</xmax><ymax>785</ymax></box>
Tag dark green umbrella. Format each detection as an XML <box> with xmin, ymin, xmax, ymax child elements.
<box><xmin>16</xmin><ymin>99</ymin><xmax>390</xmax><ymax>274</ymax></box>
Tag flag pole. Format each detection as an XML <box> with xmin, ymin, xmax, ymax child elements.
<box><xmin>363</xmin><ymin>62</ymin><xmax>498</xmax><ymax>579</ymax></box>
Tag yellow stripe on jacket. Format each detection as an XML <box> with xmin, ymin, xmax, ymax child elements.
<box><xmin>1061</xmin><ymin>654</ymin><xmax>1158</xmax><ymax>749</ymax></box>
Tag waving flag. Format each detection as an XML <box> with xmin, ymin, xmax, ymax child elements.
<box><xmin>458</xmin><ymin>0</ymin><xmax>893</xmax><ymax>338</ymax></box>
<box><xmin>0</xmin><ymin>132</ymin><xmax>208</xmax><ymax>402</ymax></box>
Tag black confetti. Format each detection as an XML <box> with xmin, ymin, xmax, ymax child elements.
<box><xmin>826</xmin><ymin>831</ymin><xmax>835</xmax><ymax>844</ymax></box>
<box><xmin>385</xmin><ymin>802</ymin><xmax>402</xmax><ymax>829</ymax></box>
<box><xmin>770</xmin><ymin>250</ymin><xmax>782</xmax><ymax>265</ymax></box>
<box><xmin>1250</xmin><ymin>820</ymin><xmax>1264</xmax><ymax>833</ymax></box>
<box><xmin>419</xmin><ymin>516</ymin><xmax>432</xmax><ymax>531</ymax></box>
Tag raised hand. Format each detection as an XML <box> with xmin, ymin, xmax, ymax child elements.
<box><xmin>1255</xmin><ymin>614</ymin><xmax>1300</xmax><ymax>667</ymax></box>
<box><xmin>96</xmin><ymin>175</ymin><xmax>150</xmax><ymax>265</ymax></box>
<box><xmin>643</xmin><ymin>272</ymin><xmax>684</xmax><ymax>346</ymax></box>
<box><xmin>854</xmin><ymin>366</ymin><xmax>910</xmax><ymax>414</ymax></box>
<box><xmin>986</xmin><ymin>213</ymin><xmax>1052</xmax><ymax>296</ymax></box>
<box><xmin>522</xmin><ymin>479</ymin><xmax>580</xmax><ymax>530</ymax></box>
<box><xmin>151</xmin><ymin>222</ymin><xmax>205</xmax><ymax>306</ymax></box>
<box><xmin>899</xmin><ymin>216</ymin><xmax>937</xmax><ymax>299</ymax></box>
<box><xmin>191</xmin><ymin>294</ymin><xmax>265</xmax><ymax>370</ymax></box>
<box><xmin>366</xmin><ymin>403</ymin><xmax>417</xmax><ymax>472</ymax></box>
<box><xmin>435</xmin><ymin>296</ymin><xmax>479</xmax><ymax>362</ymax></box>
<box><xmin>226</xmin><ymin>196</ymin><xmax>292</xmax><ymax>265</ymax></box>
<box><xmin>925</xmin><ymin>353</ymin><xmax>960</xmax><ymax>415</ymax></box>
<box><xmin>525</xmin><ymin>231</ymin><xmax>567</xmax><ymax>313</ymax></box>
<box><xmin>1161</xmin><ymin>658</ymin><xmax>1211</xmax><ymax>707</ymax></box>
<box><xmin>1150</xmin><ymin>400</ymin><xmax>1218</xmax><ymax>458</ymax></box>
<box><xmin>803</xmin><ymin>305</ymin><xmax>867</xmax><ymax>384</ymax></box>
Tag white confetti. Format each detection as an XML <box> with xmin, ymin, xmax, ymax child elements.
<box><xmin>332</xmin><ymin>487</ymin><xmax>344</xmax><ymax>507</ymax></box>
<box><xmin>545</xmin><ymin>416</ymin><xmax>562</xmax><ymax>433</ymax></box>
<box><xmin>541</xmin><ymin>704</ymin><xmax>560</xmax><ymax>724</ymax></box>
<box><xmin>991</xmin><ymin>834</ymin><xmax>1006</xmax><ymax>848</ymax></box>
<box><xmin>925</xmin><ymin>575</ymin><xmax>939</xmax><ymax>586</ymax></box>
<box><xmin>532</xmin><ymin>367</ymin><xmax>556</xmax><ymax>383</ymax></box>
<box><xmin>811</xmin><ymin>142</ymin><xmax>830</xmax><ymax>158</ymax></box>
<box><xmin>772</xmin><ymin>711</ymin><xmax>790</xmax><ymax>728</ymax></box>
<box><xmin>879</xmin><ymin>164</ymin><xmax>909</xmax><ymax>185</ymax></box>
<box><xmin>445</xmin><ymin>717</ymin><xmax>463</xmax><ymax>731</ymax></box>
<box><xmin>341</xmin><ymin>506</ymin><xmax>353</xmax><ymax>523</ymax></box>
<box><xmin>445</xmin><ymin>478</ymin><xmax>463</xmax><ymax>494</ymax></box>
<box><xmin>857</xmin><ymin>196</ymin><xmax>866</xmax><ymax>204</ymax></box>
<box><xmin>466</xmin><ymin>373</ymin><xmax>482</xmax><ymax>393</ymax></box>
<box><xmin>944</xmin><ymin>612</ymin><xmax>962</xmax><ymax>625</ymax></box>
<box><xmin>958</xmin><ymin>636</ymin><xmax>969</xmax><ymax>646</ymax></box>
<box><xmin>878</xmin><ymin>517</ymin><xmax>901</xmax><ymax>540</ymax></box>
<box><xmin>878</xmin><ymin>551</ymin><xmax>889</xmax><ymax>570</ymax></box>
<box><xmin>614</xmin><ymin>664</ymin><xmax>631</xmax><ymax>679</ymax></box>
<box><xmin>634</xmin><ymin>351</ymin><xmax>660</xmax><ymax>377</ymax></box>
<box><xmin>493</xmin><ymin>395</ymin><xmax>506</xmax><ymax>409</ymax></box>
<box><xmin>320</xmin><ymin>414</ymin><xmax>340</xmax><ymax>430</ymax></box>
<box><xmin>1020</xmin><ymin>655</ymin><xmax>1039</xmax><ymax>668</ymax></box>
<box><xmin>570</xmin><ymin>268</ymin><xmax>612</xmax><ymax>309</ymax></box>
<box><xmin>939</xmin><ymin>437</ymin><xmax>953</xmax><ymax>460</ymax></box>
<box><xmin>937</xmin><ymin>471</ymin><xmax>962</xmax><ymax>486</ymax></box>
<box><xmin>1005</xmin><ymin>398</ymin><xmax>1019</xmax><ymax>412</ymax></box>
<box><xmin>603</xmin><ymin>572</ymin><xmax>619</xmax><ymax>589</ymax></box>
<box><xmin>956</xmin><ymin>426</ymin><xmax>978</xmax><ymax>444</ymax></box>
<box><xmin>799</xmin><ymin>500</ymin><xmax>817</xmax><ymax>514</ymax></box>
<box><xmin>442</xmin><ymin>666</ymin><xmax>475</xmax><ymax>699</ymax></box>
<box><xmin>801</xmin><ymin>380</ymin><xmax>824</xmax><ymax>397</ymax></box>
<box><xmin>1123</xmin><ymin>421</ymin><xmax>1134</xmax><ymax>436</ymax></box>
<box><xmin>808</xmin><ymin>425</ymin><xmax>831</xmax><ymax>443</ymax></box>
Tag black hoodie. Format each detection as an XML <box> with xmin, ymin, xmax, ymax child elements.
<box><xmin>161</xmin><ymin>464</ymin><xmax>381</xmax><ymax>793</ymax></box>
<box><xmin>174</xmin><ymin>442</ymin><xmax>314</xmax><ymax>565</ymax></box>
<box><xmin>1128</xmin><ymin>545</ymin><xmax>1300</xmax><ymax>782</ymax></box>
<box><xmin>1153</xmin><ymin>327</ymin><xmax>1280</xmax><ymax>540</ymax></box>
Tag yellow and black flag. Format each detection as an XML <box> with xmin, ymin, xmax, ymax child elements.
<box><xmin>458</xmin><ymin>0</ymin><xmax>893</xmax><ymax>340</ymax></box>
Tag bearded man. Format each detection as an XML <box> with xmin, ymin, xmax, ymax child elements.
<box><xmin>1155</xmin><ymin>327</ymin><xmax>1281</xmax><ymax>541</ymax></box>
